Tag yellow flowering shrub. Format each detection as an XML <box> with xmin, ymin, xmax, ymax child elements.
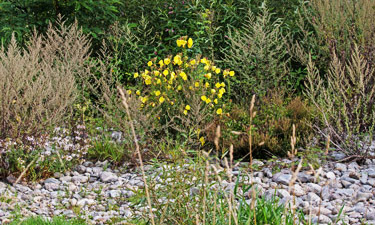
<box><xmin>130</xmin><ymin>36</ymin><xmax>235</xmax><ymax>144</ymax></box>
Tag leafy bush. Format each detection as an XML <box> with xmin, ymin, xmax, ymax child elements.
<box><xmin>220</xmin><ymin>91</ymin><xmax>313</xmax><ymax>158</ymax></box>
<box><xmin>131</xmin><ymin>36</ymin><xmax>235</xmax><ymax>145</ymax></box>
<box><xmin>223</xmin><ymin>4</ymin><xmax>290</xmax><ymax>101</ymax></box>
<box><xmin>0</xmin><ymin>0</ymin><xmax>122</xmax><ymax>49</ymax></box>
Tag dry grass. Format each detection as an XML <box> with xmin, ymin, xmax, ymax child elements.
<box><xmin>305</xmin><ymin>44</ymin><xmax>375</xmax><ymax>156</ymax></box>
<box><xmin>0</xmin><ymin>17</ymin><xmax>91</xmax><ymax>141</ymax></box>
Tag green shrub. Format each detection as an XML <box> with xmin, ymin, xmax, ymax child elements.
<box><xmin>219</xmin><ymin>91</ymin><xmax>313</xmax><ymax>158</ymax></box>
<box><xmin>223</xmin><ymin>4</ymin><xmax>290</xmax><ymax>101</ymax></box>
<box><xmin>0</xmin><ymin>0</ymin><xmax>122</xmax><ymax>50</ymax></box>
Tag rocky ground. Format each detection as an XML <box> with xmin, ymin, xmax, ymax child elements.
<box><xmin>1</xmin><ymin>153</ymin><xmax>375</xmax><ymax>225</ymax></box>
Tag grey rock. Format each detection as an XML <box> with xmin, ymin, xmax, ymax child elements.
<box><xmin>60</xmin><ymin>176</ymin><xmax>72</xmax><ymax>182</ymax></box>
<box><xmin>307</xmin><ymin>192</ymin><xmax>321</xmax><ymax>202</ymax></box>
<box><xmin>367</xmin><ymin>169</ymin><xmax>375</xmax><ymax>178</ymax></box>
<box><xmin>290</xmin><ymin>184</ymin><xmax>305</xmax><ymax>197</ymax></box>
<box><xmin>367</xmin><ymin>211</ymin><xmax>375</xmax><ymax>220</ymax></box>
<box><xmin>272</xmin><ymin>173</ymin><xmax>292</xmax><ymax>185</ymax></box>
<box><xmin>297</xmin><ymin>172</ymin><xmax>313</xmax><ymax>183</ymax></box>
<box><xmin>356</xmin><ymin>191</ymin><xmax>372</xmax><ymax>202</ymax></box>
<box><xmin>368</xmin><ymin>178</ymin><xmax>375</xmax><ymax>186</ymax></box>
<box><xmin>335</xmin><ymin>163</ymin><xmax>347</xmax><ymax>172</ymax></box>
<box><xmin>76</xmin><ymin>165</ymin><xmax>86</xmax><ymax>174</ymax></box>
<box><xmin>44</xmin><ymin>178</ymin><xmax>60</xmax><ymax>184</ymax></box>
<box><xmin>335</xmin><ymin>188</ymin><xmax>354</xmax><ymax>197</ymax></box>
<box><xmin>108</xmin><ymin>190</ymin><xmax>121</xmax><ymax>198</ymax></box>
<box><xmin>360</xmin><ymin>173</ymin><xmax>368</xmax><ymax>184</ymax></box>
<box><xmin>306</xmin><ymin>183</ymin><xmax>322</xmax><ymax>194</ymax></box>
<box><xmin>45</xmin><ymin>183</ymin><xmax>59</xmax><ymax>191</ymax></box>
<box><xmin>321</xmin><ymin>186</ymin><xmax>331</xmax><ymax>200</ymax></box>
<box><xmin>326</xmin><ymin>172</ymin><xmax>336</xmax><ymax>179</ymax></box>
<box><xmin>100</xmin><ymin>172</ymin><xmax>118</xmax><ymax>183</ymax></box>
<box><xmin>311</xmin><ymin>215</ymin><xmax>332</xmax><ymax>224</ymax></box>
<box><xmin>72</xmin><ymin>175</ymin><xmax>89</xmax><ymax>183</ymax></box>
<box><xmin>348</xmin><ymin>162</ymin><xmax>359</xmax><ymax>171</ymax></box>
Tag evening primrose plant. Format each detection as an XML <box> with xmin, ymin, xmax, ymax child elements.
<box><xmin>130</xmin><ymin>36</ymin><xmax>235</xmax><ymax>145</ymax></box>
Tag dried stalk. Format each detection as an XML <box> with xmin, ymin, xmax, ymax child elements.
<box><xmin>118</xmin><ymin>86</ymin><xmax>155</xmax><ymax>225</ymax></box>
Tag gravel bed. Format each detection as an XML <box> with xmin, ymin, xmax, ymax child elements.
<box><xmin>1</xmin><ymin>154</ymin><xmax>375</xmax><ymax>224</ymax></box>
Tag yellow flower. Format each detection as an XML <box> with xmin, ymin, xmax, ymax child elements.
<box><xmin>185</xmin><ymin>105</ymin><xmax>191</xmax><ymax>110</ymax></box>
<box><xmin>211</xmin><ymin>89</ymin><xmax>216</xmax><ymax>94</ymax></box>
<box><xmin>171</xmin><ymin>72</ymin><xmax>176</xmax><ymax>80</ymax></box>
<box><xmin>183</xmin><ymin>110</ymin><xmax>188</xmax><ymax>115</ymax></box>
<box><xmin>163</xmin><ymin>70</ymin><xmax>169</xmax><ymax>76</ymax></box>
<box><xmin>201</xmin><ymin>95</ymin><xmax>207</xmax><ymax>101</ymax></box>
<box><xmin>195</xmin><ymin>81</ymin><xmax>200</xmax><ymax>87</ymax></box>
<box><xmin>189</xmin><ymin>86</ymin><xmax>193</xmax><ymax>90</ymax></box>
<box><xmin>201</xmin><ymin>58</ymin><xmax>207</xmax><ymax>64</ymax></box>
<box><xmin>205</xmin><ymin>82</ymin><xmax>209</xmax><ymax>88</ymax></box>
<box><xmin>136</xmin><ymin>90</ymin><xmax>141</xmax><ymax>95</ymax></box>
<box><xmin>229</xmin><ymin>71</ymin><xmax>235</xmax><ymax>76</ymax></box>
<box><xmin>147</xmin><ymin>61</ymin><xmax>153</xmax><ymax>67</ymax></box>
<box><xmin>145</xmin><ymin>69</ymin><xmax>149</xmax><ymax>75</ymax></box>
<box><xmin>180</xmin><ymin>71</ymin><xmax>187</xmax><ymax>81</ymax></box>
<box><xmin>159</xmin><ymin>96</ymin><xmax>165</xmax><ymax>103</ymax></box>
<box><xmin>205</xmin><ymin>98</ymin><xmax>211</xmax><ymax>104</ymax></box>
<box><xmin>204</xmin><ymin>73</ymin><xmax>211</xmax><ymax>79</ymax></box>
<box><xmin>190</xmin><ymin>59</ymin><xmax>196</xmax><ymax>65</ymax></box>
<box><xmin>219</xmin><ymin>88</ymin><xmax>226</xmax><ymax>95</ymax></box>
<box><xmin>218</xmin><ymin>93</ymin><xmax>223</xmax><ymax>98</ymax></box>
<box><xmin>154</xmin><ymin>71</ymin><xmax>160</xmax><ymax>76</ymax></box>
<box><xmin>214</xmin><ymin>99</ymin><xmax>218</xmax><ymax>104</ymax></box>
<box><xmin>221</xmin><ymin>82</ymin><xmax>226</xmax><ymax>87</ymax></box>
<box><xmin>215</xmin><ymin>83</ymin><xmax>221</xmax><ymax>88</ymax></box>
<box><xmin>151</xmin><ymin>102</ymin><xmax>156</xmax><ymax>107</ymax></box>
<box><xmin>154</xmin><ymin>90</ymin><xmax>161</xmax><ymax>96</ymax></box>
<box><xmin>127</xmin><ymin>90</ymin><xmax>132</xmax><ymax>95</ymax></box>
<box><xmin>167</xmin><ymin>85</ymin><xmax>172</xmax><ymax>89</ymax></box>
<box><xmin>204</xmin><ymin>65</ymin><xmax>210</xmax><ymax>71</ymax></box>
<box><xmin>164</xmin><ymin>58</ymin><xmax>171</xmax><ymax>65</ymax></box>
<box><xmin>171</xmin><ymin>101</ymin><xmax>174</xmax><ymax>105</ymax></box>
<box><xmin>216</xmin><ymin>108</ymin><xmax>223</xmax><ymax>115</ymax></box>
<box><xmin>157</xmin><ymin>79</ymin><xmax>161</xmax><ymax>84</ymax></box>
<box><xmin>134</xmin><ymin>72</ymin><xmax>139</xmax><ymax>78</ymax></box>
<box><xmin>174</xmin><ymin>55</ymin><xmax>182</xmax><ymax>65</ymax></box>
<box><xmin>215</xmin><ymin>68</ymin><xmax>221</xmax><ymax>74</ymax></box>
<box><xmin>141</xmin><ymin>96</ymin><xmax>148</xmax><ymax>103</ymax></box>
<box><xmin>159</xmin><ymin>60</ymin><xmax>164</xmax><ymax>67</ymax></box>
<box><xmin>177</xmin><ymin>85</ymin><xmax>182</xmax><ymax>91</ymax></box>
<box><xmin>177</xmin><ymin>39</ymin><xmax>187</xmax><ymax>48</ymax></box>
<box><xmin>199</xmin><ymin>136</ymin><xmax>205</xmax><ymax>146</ymax></box>
<box><xmin>145</xmin><ymin>76</ymin><xmax>152</xmax><ymax>85</ymax></box>
<box><xmin>211</xmin><ymin>65</ymin><xmax>216</xmax><ymax>71</ymax></box>
<box><xmin>223</xmin><ymin>70</ymin><xmax>229</xmax><ymax>77</ymax></box>
<box><xmin>188</xmin><ymin>38</ymin><xmax>193</xmax><ymax>48</ymax></box>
